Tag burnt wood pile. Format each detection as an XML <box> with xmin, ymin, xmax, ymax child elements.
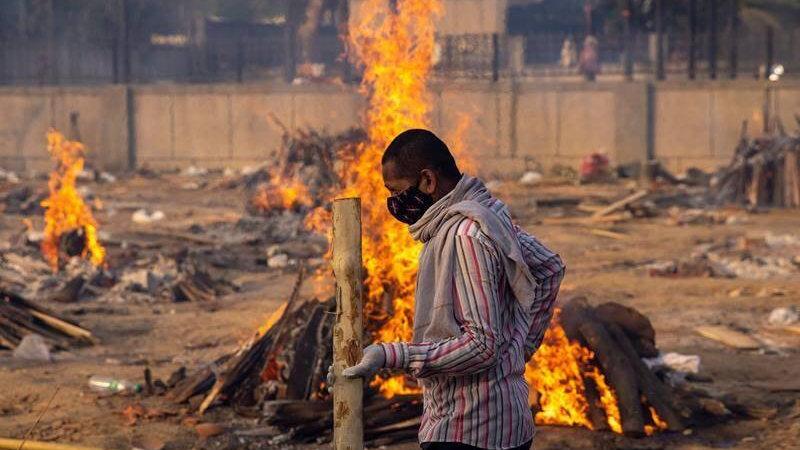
<box><xmin>711</xmin><ymin>124</ymin><xmax>800</xmax><ymax>208</ymax></box>
<box><xmin>167</xmin><ymin>281</ymin><xmax>736</xmax><ymax>443</ymax></box>
<box><xmin>0</xmin><ymin>287</ymin><xmax>95</xmax><ymax>350</ymax></box>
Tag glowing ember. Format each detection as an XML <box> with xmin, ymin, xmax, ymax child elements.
<box><xmin>40</xmin><ymin>130</ymin><xmax>105</xmax><ymax>271</ymax></box>
<box><xmin>251</xmin><ymin>177</ymin><xmax>313</xmax><ymax>212</ymax></box>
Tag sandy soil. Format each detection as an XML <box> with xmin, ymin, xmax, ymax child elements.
<box><xmin>1</xmin><ymin>173</ymin><xmax>799</xmax><ymax>450</ymax></box>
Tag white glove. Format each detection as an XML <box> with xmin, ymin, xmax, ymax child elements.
<box><xmin>342</xmin><ymin>344</ymin><xmax>386</xmax><ymax>379</ymax></box>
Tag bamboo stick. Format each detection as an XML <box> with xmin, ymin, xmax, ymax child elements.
<box><xmin>331</xmin><ymin>197</ymin><xmax>364</xmax><ymax>450</ymax></box>
<box><xmin>0</xmin><ymin>438</ymin><xmax>102</xmax><ymax>450</ymax></box>
<box><xmin>591</xmin><ymin>190</ymin><xmax>648</xmax><ymax>219</ymax></box>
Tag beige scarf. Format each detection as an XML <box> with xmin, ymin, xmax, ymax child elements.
<box><xmin>408</xmin><ymin>175</ymin><xmax>537</xmax><ymax>342</ymax></box>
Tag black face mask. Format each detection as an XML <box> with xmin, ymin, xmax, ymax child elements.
<box><xmin>387</xmin><ymin>182</ymin><xmax>435</xmax><ymax>225</ymax></box>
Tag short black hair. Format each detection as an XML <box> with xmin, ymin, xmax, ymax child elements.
<box><xmin>381</xmin><ymin>129</ymin><xmax>461</xmax><ymax>180</ymax></box>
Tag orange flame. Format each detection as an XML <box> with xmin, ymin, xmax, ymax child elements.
<box><xmin>525</xmin><ymin>312</ymin><xmax>622</xmax><ymax>433</ymax></box>
<box><xmin>253</xmin><ymin>0</ymin><xmax>633</xmax><ymax>435</ymax></box>
<box><xmin>344</xmin><ymin>0</ymin><xmax>443</xmax><ymax>398</ymax></box>
<box><xmin>251</xmin><ymin>177</ymin><xmax>313</xmax><ymax>212</ymax></box>
<box><xmin>40</xmin><ymin>130</ymin><xmax>105</xmax><ymax>271</ymax></box>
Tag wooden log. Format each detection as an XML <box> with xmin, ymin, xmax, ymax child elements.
<box><xmin>582</xmin><ymin>372</ymin><xmax>611</xmax><ymax>431</ymax></box>
<box><xmin>331</xmin><ymin>197</ymin><xmax>364</xmax><ymax>450</ymax></box>
<box><xmin>592</xmin><ymin>190</ymin><xmax>648</xmax><ymax>219</ymax></box>
<box><xmin>595</xmin><ymin>302</ymin><xmax>657</xmax><ymax>358</ymax></box>
<box><xmin>694</xmin><ymin>325</ymin><xmax>760</xmax><ymax>349</ymax></box>
<box><xmin>606</xmin><ymin>323</ymin><xmax>685</xmax><ymax>431</ymax></box>
<box><xmin>578</xmin><ymin>320</ymin><xmax>646</xmax><ymax>436</ymax></box>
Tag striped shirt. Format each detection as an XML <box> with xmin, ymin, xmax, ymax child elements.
<box><xmin>380</xmin><ymin>219</ymin><xmax>565</xmax><ymax>449</ymax></box>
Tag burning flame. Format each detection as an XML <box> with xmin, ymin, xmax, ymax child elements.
<box><xmin>40</xmin><ymin>130</ymin><xmax>105</xmax><ymax>271</ymax></box>
<box><xmin>252</xmin><ymin>0</ymin><xmax>657</xmax><ymax>436</ymax></box>
<box><xmin>526</xmin><ymin>311</ymin><xmax>622</xmax><ymax>433</ymax></box>
<box><xmin>343</xmin><ymin>0</ymin><xmax>442</xmax><ymax>397</ymax></box>
<box><xmin>252</xmin><ymin>177</ymin><xmax>313</xmax><ymax>212</ymax></box>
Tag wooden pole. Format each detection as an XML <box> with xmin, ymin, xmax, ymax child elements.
<box><xmin>654</xmin><ymin>0</ymin><xmax>664</xmax><ymax>80</ymax></box>
<box><xmin>688</xmin><ymin>0</ymin><xmax>697</xmax><ymax>79</ymax></box>
<box><xmin>332</xmin><ymin>197</ymin><xmax>364</xmax><ymax>450</ymax></box>
<box><xmin>708</xmin><ymin>0</ymin><xmax>719</xmax><ymax>80</ymax></box>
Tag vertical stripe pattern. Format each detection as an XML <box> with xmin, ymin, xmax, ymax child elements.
<box><xmin>380</xmin><ymin>214</ymin><xmax>565</xmax><ymax>450</ymax></box>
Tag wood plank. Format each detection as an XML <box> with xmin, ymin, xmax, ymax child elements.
<box><xmin>695</xmin><ymin>325</ymin><xmax>760</xmax><ymax>349</ymax></box>
<box><xmin>589</xmin><ymin>229</ymin><xmax>628</xmax><ymax>240</ymax></box>
<box><xmin>591</xmin><ymin>190</ymin><xmax>648</xmax><ymax>218</ymax></box>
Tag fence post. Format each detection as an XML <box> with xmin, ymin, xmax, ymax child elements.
<box><xmin>492</xmin><ymin>33</ymin><xmax>500</xmax><ymax>82</ymax></box>
<box><xmin>655</xmin><ymin>0</ymin><xmax>664</xmax><ymax>80</ymax></box>
<box><xmin>332</xmin><ymin>197</ymin><xmax>364</xmax><ymax>450</ymax></box>
<box><xmin>688</xmin><ymin>0</ymin><xmax>697</xmax><ymax>80</ymax></box>
<box><xmin>623</xmin><ymin>2</ymin><xmax>633</xmax><ymax>81</ymax></box>
<box><xmin>765</xmin><ymin>26</ymin><xmax>774</xmax><ymax>79</ymax></box>
<box><xmin>708</xmin><ymin>0</ymin><xmax>718</xmax><ymax>80</ymax></box>
<box><xmin>728</xmin><ymin>0</ymin><xmax>739</xmax><ymax>79</ymax></box>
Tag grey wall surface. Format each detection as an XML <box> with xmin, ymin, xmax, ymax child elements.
<box><xmin>2</xmin><ymin>80</ymin><xmax>800</xmax><ymax>177</ymax></box>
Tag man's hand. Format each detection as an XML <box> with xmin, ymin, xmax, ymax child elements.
<box><xmin>342</xmin><ymin>344</ymin><xmax>385</xmax><ymax>379</ymax></box>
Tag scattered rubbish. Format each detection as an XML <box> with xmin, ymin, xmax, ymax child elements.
<box><xmin>132</xmin><ymin>209</ymin><xmax>165</xmax><ymax>224</ymax></box>
<box><xmin>579</xmin><ymin>152</ymin><xmax>611</xmax><ymax>183</ymax></box>
<box><xmin>183</xmin><ymin>166</ymin><xmax>208</xmax><ymax>177</ymax></box>
<box><xmin>0</xmin><ymin>168</ymin><xmax>19</xmax><ymax>183</ymax></box>
<box><xmin>88</xmin><ymin>375</ymin><xmax>142</xmax><ymax>395</ymax></box>
<box><xmin>644</xmin><ymin>352</ymin><xmax>701</xmax><ymax>374</ymax></box>
<box><xmin>767</xmin><ymin>306</ymin><xmax>799</xmax><ymax>326</ymax></box>
<box><xmin>267</xmin><ymin>253</ymin><xmax>289</xmax><ymax>269</ymax></box>
<box><xmin>98</xmin><ymin>172</ymin><xmax>117</xmax><ymax>183</ymax></box>
<box><xmin>12</xmin><ymin>334</ymin><xmax>52</xmax><ymax>361</ymax></box>
<box><xmin>195</xmin><ymin>423</ymin><xmax>226</xmax><ymax>439</ymax></box>
<box><xmin>694</xmin><ymin>325</ymin><xmax>761</xmax><ymax>350</ymax></box>
<box><xmin>519</xmin><ymin>171</ymin><xmax>543</xmax><ymax>185</ymax></box>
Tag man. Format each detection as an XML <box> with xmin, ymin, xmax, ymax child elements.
<box><xmin>343</xmin><ymin>129</ymin><xmax>565</xmax><ymax>450</ymax></box>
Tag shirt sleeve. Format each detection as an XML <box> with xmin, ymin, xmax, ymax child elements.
<box><xmin>380</xmin><ymin>232</ymin><xmax>503</xmax><ymax>379</ymax></box>
<box><xmin>517</xmin><ymin>230</ymin><xmax>566</xmax><ymax>360</ymax></box>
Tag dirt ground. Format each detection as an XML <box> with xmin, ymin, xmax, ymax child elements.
<box><xmin>1</xmin><ymin>173</ymin><xmax>799</xmax><ymax>450</ymax></box>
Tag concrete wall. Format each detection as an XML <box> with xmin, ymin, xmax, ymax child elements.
<box><xmin>0</xmin><ymin>86</ymin><xmax>129</xmax><ymax>172</ymax></box>
<box><xmin>3</xmin><ymin>80</ymin><xmax>800</xmax><ymax>177</ymax></box>
<box><xmin>133</xmin><ymin>84</ymin><xmax>363</xmax><ymax>169</ymax></box>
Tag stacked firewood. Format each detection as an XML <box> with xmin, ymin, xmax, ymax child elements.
<box><xmin>711</xmin><ymin>124</ymin><xmax>800</xmax><ymax>208</ymax></box>
<box><xmin>0</xmin><ymin>287</ymin><xmax>95</xmax><ymax>350</ymax></box>
<box><xmin>169</xmin><ymin>281</ymin><xmax>740</xmax><ymax>443</ymax></box>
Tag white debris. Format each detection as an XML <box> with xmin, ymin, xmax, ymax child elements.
<box><xmin>643</xmin><ymin>352</ymin><xmax>700</xmax><ymax>374</ymax></box>
<box><xmin>132</xmin><ymin>209</ymin><xmax>165</xmax><ymax>224</ymax></box>
<box><xmin>240</xmin><ymin>166</ymin><xmax>260</xmax><ymax>176</ymax></box>
<box><xmin>767</xmin><ymin>307</ymin><xmax>799</xmax><ymax>326</ymax></box>
<box><xmin>183</xmin><ymin>165</ymin><xmax>208</xmax><ymax>177</ymax></box>
<box><xmin>99</xmin><ymin>172</ymin><xmax>117</xmax><ymax>183</ymax></box>
<box><xmin>78</xmin><ymin>169</ymin><xmax>94</xmax><ymax>181</ymax></box>
<box><xmin>223</xmin><ymin>167</ymin><xmax>236</xmax><ymax>177</ymax></box>
<box><xmin>13</xmin><ymin>334</ymin><xmax>52</xmax><ymax>362</ymax></box>
<box><xmin>180</xmin><ymin>181</ymin><xmax>201</xmax><ymax>190</ymax></box>
<box><xmin>764</xmin><ymin>232</ymin><xmax>800</xmax><ymax>248</ymax></box>
<box><xmin>519</xmin><ymin>171</ymin><xmax>543</xmax><ymax>185</ymax></box>
<box><xmin>267</xmin><ymin>254</ymin><xmax>289</xmax><ymax>269</ymax></box>
<box><xmin>0</xmin><ymin>168</ymin><xmax>20</xmax><ymax>183</ymax></box>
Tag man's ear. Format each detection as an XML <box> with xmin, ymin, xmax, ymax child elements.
<box><xmin>418</xmin><ymin>168</ymin><xmax>437</xmax><ymax>195</ymax></box>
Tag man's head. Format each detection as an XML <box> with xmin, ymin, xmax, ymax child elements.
<box><xmin>381</xmin><ymin>129</ymin><xmax>462</xmax><ymax>224</ymax></box>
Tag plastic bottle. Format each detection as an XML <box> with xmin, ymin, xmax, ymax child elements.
<box><xmin>88</xmin><ymin>375</ymin><xmax>142</xmax><ymax>395</ymax></box>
